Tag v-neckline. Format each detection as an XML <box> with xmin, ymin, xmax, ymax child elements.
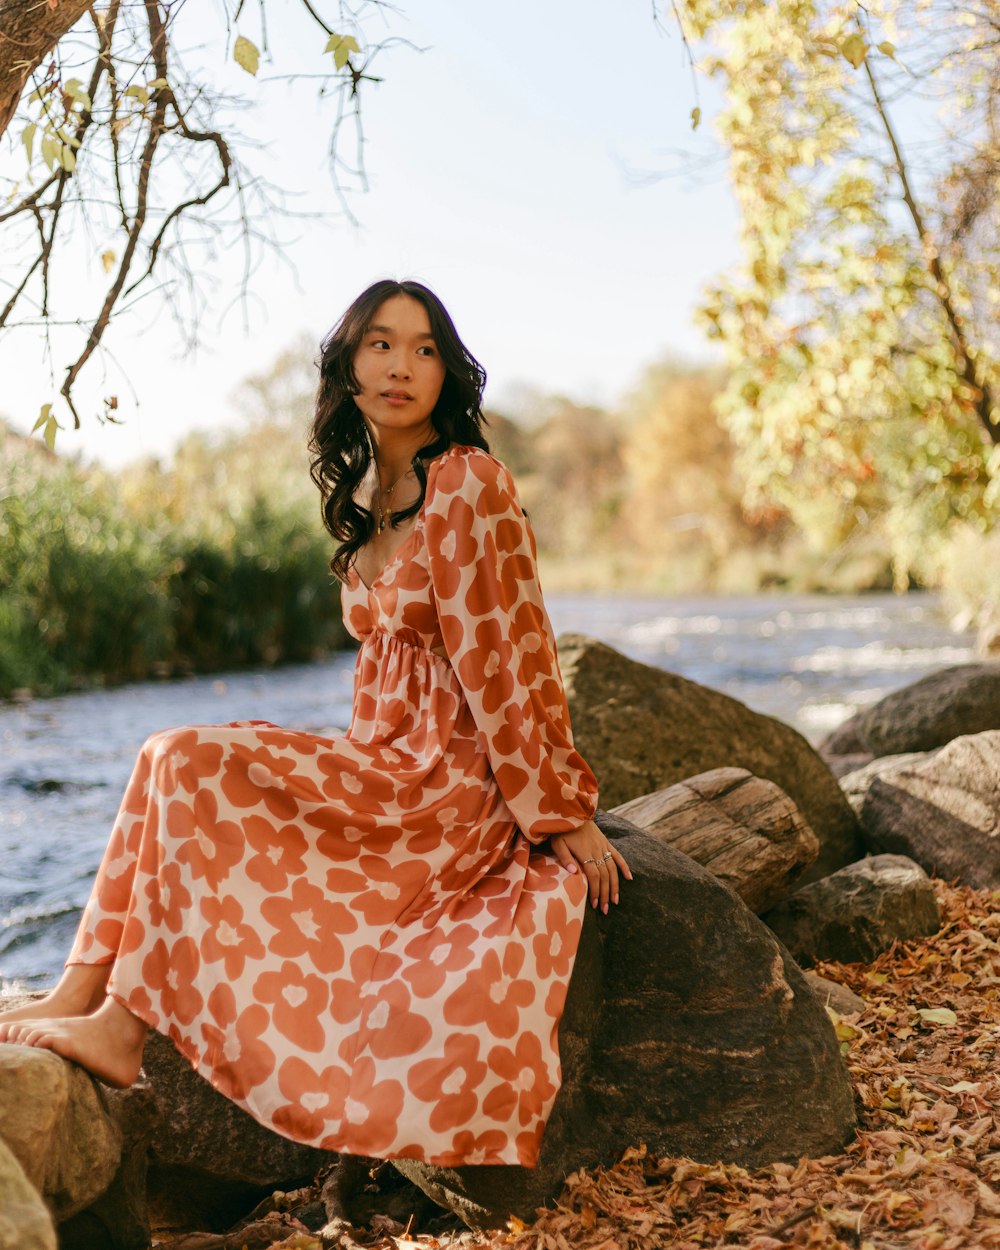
<box><xmin>348</xmin><ymin>444</ymin><xmax>466</xmax><ymax>594</ymax></box>
<box><xmin>351</xmin><ymin>519</ymin><xmax>424</xmax><ymax>593</ymax></box>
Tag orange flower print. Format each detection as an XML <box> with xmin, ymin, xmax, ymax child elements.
<box><xmin>168</xmin><ymin>791</ymin><xmax>245</xmax><ymax>891</ymax></box>
<box><xmin>532</xmin><ymin>898</ymin><xmax>576</xmax><ymax>979</ymax></box>
<box><xmin>220</xmin><ymin>743</ymin><xmax>322</xmax><ymax>820</ymax></box>
<box><xmin>273</xmin><ymin>1055</ymin><xmax>350</xmax><ymax>1140</ymax></box>
<box><xmin>260</xmin><ymin>876</ymin><xmax>358</xmax><ymax>974</ymax></box>
<box><xmin>200</xmin><ymin>984</ymin><xmax>275</xmax><ymax>1100</ymax></box>
<box><xmin>243</xmin><ymin>814</ymin><xmax>309</xmax><ymax>892</ymax></box>
<box><xmin>329</xmin><ymin>945</ymin><xmax>401</xmax><ymax>1027</ymax></box>
<box><xmin>331</xmin><ymin>1056</ymin><xmax>405</xmax><ymax>1156</ymax></box>
<box><xmin>408</xmin><ymin>1034</ymin><xmax>487</xmax><ymax>1132</ymax></box>
<box><xmin>341</xmin><ymin>854</ymin><xmax>430</xmax><ymax>928</ymax></box>
<box><xmin>142</xmin><ymin>936</ymin><xmax>204</xmax><ymax>1025</ymax></box>
<box><xmin>146</xmin><ymin>728</ymin><xmax>225</xmax><ymax>799</ymax></box>
<box><xmin>483</xmin><ymin>1032</ymin><xmax>557</xmax><ymax>1127</ymax></box>
<box><xmin>455</xmin><ymin>620</ymin><xmax>515</xmax><ymax>716</ymax></box>
<box><xmin>401</xmin><ymin>923</ymin><xmax>479</xmax><ymax>998</ymax></box>
<box><xmin>360</xmin><ymin>982</ymin><xmax>432</xmax><ymax>1061</ymax></box>
<box><xmin>443</xmin><ymin>944</ymin><xmax>535</xmax><ymax>1039</ymax></box>
<box><xmin>448</xmin><ymin>1128</ymin><xmax>509</xmax><ymax>1165</ymax></box>
<box><xmin>145</xmin><ymin>860</ymin><xmax>193</xmax><ymax>935</ymax></box>
<box><xmin>316</xmin><ymin>754</ymin><xmax>399</xmax><ymax>807</ymax></box>
<box><xmin>254</xmin><ymin>960</ymin><xmax>330</xmax><ymax>1052</ymax></box>
<box><xmin>199</xmin><ymin>894</ymin><xmax>265</xmax><ymax>979</ymax></box>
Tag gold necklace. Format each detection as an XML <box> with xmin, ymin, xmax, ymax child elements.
<box><xmin>374</xmin><ymin>465</ymin><xmax>413</xmax><ymax>534</ymax></box>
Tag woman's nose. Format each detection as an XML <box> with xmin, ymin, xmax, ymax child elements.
<box><xmin>388</xmin><ymin>353</ymin><xmax>412</xmax><ymax>379</ymax></box>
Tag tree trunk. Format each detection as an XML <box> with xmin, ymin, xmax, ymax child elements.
<box><xmin>0</xmin><ymin>0</ymin><xmax>92</xmax><ymax>141</ymax></box>
<box><xmin>611</xmin><ymin>766</ymin><xmax>820</xmax><ymax>913</ymax></box>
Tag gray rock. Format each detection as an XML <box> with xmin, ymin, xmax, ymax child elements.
<box><xmin>821</xmin><ymin>662</ymin><xmax>1000</xmax><ymax>757</ymax></box>
<box><xmin>0</xmin><ymin>1138</ymin><xmax>56</xmax><ymax>1250</ymax></box>
<box><xmin>557</xmin><ymin>634</ymin><xmax>862</xmax><ymax>886</ymax></box>
<box><xmin>822</xmin><ymin>752</ymin><xmax>875</xmax><ymax>780</ymax></box>
<box><xmin>612</xmin><ymin>767</ymin><xmax>819</xmax><ymax>913</ymax></box>
<box><xmin>762</xmin><ymin>854</ymin><xmax>940</xmax><ymax>967</ymax></box>
<box><xmin>854</xmin><ymin>731</ymin><xmax>1000</xmax><ymax>889</ymax></box>
<box><xmin>839</xmin><ymin>752</ymin><xmax>934</xmax><ymax>815</ymax></box>
<box><xmin>803</xmin><ymin>973</ymin><xmax>866</xmax><ymax>1017</ymax></box>
<box><xmin>394</xmin><ymin>811</ymin><xmax>857</xmax><ymax>1229</ymax></box>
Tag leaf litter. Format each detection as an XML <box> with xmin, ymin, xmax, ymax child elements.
<box><xmin>157</xmin><ymin>879</ymin><xmax>1000</xmax><ymax>1250</ymax></box>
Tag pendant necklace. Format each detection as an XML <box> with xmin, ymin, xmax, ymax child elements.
<box><xmin>375</xmin><ymin>466</ymin><xmax>412</xmax><ymax>534</ymax></box>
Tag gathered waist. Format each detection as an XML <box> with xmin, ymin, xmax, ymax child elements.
<box><xmin>362</xmin><ymin>629</ymin><xmax>449</xmax><ymax>662</ymax></box>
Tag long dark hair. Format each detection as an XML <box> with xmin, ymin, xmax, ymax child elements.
<box><xmin>309</xmin><ymin>279</ymin><xmax>490</xmax><ymax>583</ymax></box>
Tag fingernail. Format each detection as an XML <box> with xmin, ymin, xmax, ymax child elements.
<box><xmin>566</xmin><ymin>864</ymin><xmax>577</xmax><ymax>874</ymax></box>
<box><xmin>613</xmin><ymin>894</ymin><xmax>619</xmax><ymax>905</ymax></box>
<box><xmin>602</xmin><ymin>903</ymin><xmax>609</xmax><ymax>914</ymax></box>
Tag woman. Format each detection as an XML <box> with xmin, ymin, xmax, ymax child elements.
<box><xmin>0</xmin><ymin>279</ymin><xmax>630</xmax><ymax>1168</ymax></box>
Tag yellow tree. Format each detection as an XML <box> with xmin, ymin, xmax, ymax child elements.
<box><xmin>673</xmin><ymin>0</ymin><xmax>1000</xmax><ymax>586</ymax></box>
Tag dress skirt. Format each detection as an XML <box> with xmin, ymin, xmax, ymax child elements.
<box><xmin>68</xmin><ymin>445</ymin><xmax>599</xmax><ymax>1166</ymax></box>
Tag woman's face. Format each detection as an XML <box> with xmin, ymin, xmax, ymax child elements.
<box><xmin>352</xmin><ymin>295</ymin><xmax>447</xmax><ymax>441</ymax></box>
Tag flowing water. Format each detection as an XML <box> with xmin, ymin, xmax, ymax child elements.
<box><xmin>0</xmin><ymin>590</ymin><xmax>974</xmax><ymax>991</ymax></box>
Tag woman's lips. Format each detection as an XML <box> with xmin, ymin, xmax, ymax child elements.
<box><xmin>381</xmin><ymin>392</ymin><xmax>412</xmax><ymax>406</ymax></box>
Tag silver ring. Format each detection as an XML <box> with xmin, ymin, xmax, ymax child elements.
<box><xmin>601</xmin><ymin>852</ymin><xmax>614</xmax><ymax>862</ymax></box>
<box><xmin>582</xmin><ymin>857</ymin><xmax>598</xmax><ymax>865</ymax></box>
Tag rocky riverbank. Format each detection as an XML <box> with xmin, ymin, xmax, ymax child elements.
<box><xmin>1</xmin><ymin>640</ymin><xmax>998</xmax><ymax>1248</ymax></box>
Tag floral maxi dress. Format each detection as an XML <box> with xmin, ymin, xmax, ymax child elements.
<box><xmin>68</xmin><ymin>445</ymin><xmax>600</xmax><ymax>1167</ymax></box>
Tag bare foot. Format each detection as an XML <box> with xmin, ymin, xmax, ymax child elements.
<box><xmin>0</xmin><ymin>998</ymin><xmax>147</xmax><ymax>1088</ymax></box>
<box><xmin>0</xmin><ymin>963</ymin><xmax>112</xmax><ymax>1033</ymax></box>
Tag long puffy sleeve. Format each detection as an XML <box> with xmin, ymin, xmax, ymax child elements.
<box><xmin>424</xmin><ymin>447</ymin><xmax>599</xmax><ymax>843</ymax></box>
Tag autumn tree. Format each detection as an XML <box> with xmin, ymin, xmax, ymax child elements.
<box><xmin>672</xmin><ymin>0</ymin><xmax>1000</xmax><ymax>587</ymax></box>
<box><xmin>0</xmin><ymin>0</ymin><xmax>396</xmax><ymax>439</ymax></box>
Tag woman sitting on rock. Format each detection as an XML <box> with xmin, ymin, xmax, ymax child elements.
<box><xmin>0</xmin><ymin>278</ymin><xmax>631</xmax><ymax>1168</ymax></box>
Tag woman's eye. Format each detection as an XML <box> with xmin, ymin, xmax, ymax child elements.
<box><xmin>417</xmin><ymin>346</ymin><xmax>436</xmax><ymax>357</ymax></box>
<box><xmin>370</xmin><ymin>339</ymin><xmax>389</xmax><ymax>350</ymax></box>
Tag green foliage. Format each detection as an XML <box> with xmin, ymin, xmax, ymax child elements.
<box><xmin>674</xmin><ymin>0</ymin><xmax>1000</xmax><ymax>589</ymax></box>
<box><xmin>0</xmin><ymin>419</ymin><xmax>346</xmax><ymax>700</ymax></box>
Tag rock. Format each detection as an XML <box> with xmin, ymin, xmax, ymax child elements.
<box><xmin>977</xmin><ymin>612</ymin><xmax>1000</xmax><ymax>659</ymax></box>
<box><xmin>820</xmin><ymin>663</ymin><xmax>1000</xmax><ymax>757</ymax></box>
<box><xmin>0</xmin><ymin>1043</ymin><xmax>122</xmax><ymax>1223</ymax></box>
<box><xmin>59</xmin><ymin>1083</ymin><xmax>159</xmax><ymax>1250</ymax></box>
<box><xmin>557</xmin><ymin>634</ymin><xmax>862</xmax><ymax>885</ymax></box>
<box><xmin>838</xmin><ymin>752</ymin><xmax>933</xmax><ymax>815</ymax></box>
<box><xmin>0</xmin><ymin>1137</ymin><xmax>56</xmax><ymax>1250</ymax></box>
<box><xmin>141</xmin><ymin>1028</ymin><xmax>329</xmax><ymax>1233</ymax></box>
<box><xmin>762</xmin><ymin>855</ymin><xmax>940</xmax><ymax>967</ymax></box>
<box><xmin>803</xmin><ymin>973</ymin><xmax>866</xmax><ymax>1017</ymax></box>
<box><xmin>853</xmin><ymin>731</ymin><xmax>1000</xmax><ymax>889</ymax></box>
<box><xmin>319</xmin><ymin>1156</ymin><xmax>439</xmax><ymax>1229</ymax></box>
<box><xmin>612</xmin><ymin>767</ymin><xmax>819</xmax><ymax>913</ymax></box>
<box><xmin>822</xmin><ymin>752</ymin><xmax>875</xmax><ymax>780</ymax></box>
<box><xmin>393</xmin><ymin>810</ymin><xmax>857</xmax><ymax>1229</ymax></box>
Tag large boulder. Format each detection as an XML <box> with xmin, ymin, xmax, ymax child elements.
<box><xmin>821</xmin><ymin>662</ymin><xmax>1000</xmax><ymax>757</ymax></box>
<box><xmin>393</xmin><ymin>810</ymin><xmax>857</xmax><ymax>1229</ymax></box>
<box><xmin>612</xmin><ymin>767</ymin><xmax>819</xmax><ymax>913</ymax></box>
<box><xmin>762</xmin><ymin>855</ymin><xmax>941</xmax><ymax>967</ymax></box>
<box><xmin>0</xmin><ymin>1044</ymin><xmax>121</xmax><ymax>1223</ymax></box>
<box><xmin>141</xmin><ymin>1029</ymin><xmax>330</xmax><ymax>1232</ymax></box>
<box><xmin>0</xmin><ymin>1138</ymin><xmax>55</xmax><ymax>1250</ymax></box>
<box><xmin>851</xmin><ymin>731</ymin><xmax>1000</xmax><ymax>889</ymax></box>
<box><xmin>557</xmin><ymin>634</ymin><xmax>862</xmax><ymax>885</ymax></box>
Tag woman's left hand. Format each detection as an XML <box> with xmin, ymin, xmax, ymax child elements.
<box><xmin>549</xmin><ymin>819</ymin><xmax>633</xmax><ymax>913</ymax></box>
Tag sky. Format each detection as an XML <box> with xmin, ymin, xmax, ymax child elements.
<box><xmin>0</xmin><ymin>0</ymin><xmax>740</xmax><ymax>468</ymax></box>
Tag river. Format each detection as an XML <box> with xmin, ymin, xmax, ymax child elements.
<box><xmin>0</xmin><ymin>589</ymin><xmax>974</xmax><ymax>991</ymax></box>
